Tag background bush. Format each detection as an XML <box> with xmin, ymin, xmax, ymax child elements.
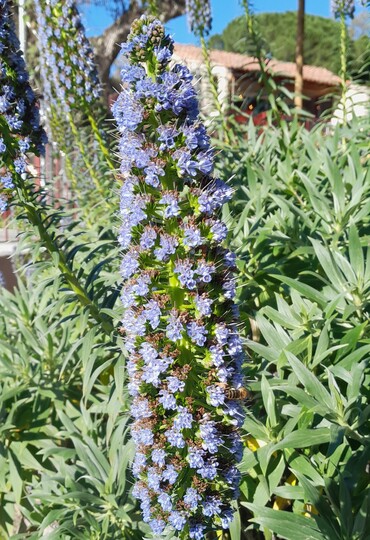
<box><xmin>213</xmin><ymin>116</ymin><xmax>370</xmax><ymax>539</ymax></box>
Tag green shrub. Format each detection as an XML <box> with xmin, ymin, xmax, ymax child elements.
<box><xmin>213</xmin><ymin>116</ymin><xmax>370</xmax><ymax>539</ymax></box>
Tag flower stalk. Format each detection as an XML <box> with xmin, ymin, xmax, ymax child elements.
<box><xmin>113</xmin><ymin>16</ymin><xmax>245</xmax><ymax>538</ymax></box>
<box><xmin>33</xmin><ymin>0</ymin><xmax>115</xmax><ymax>178</ymax></box>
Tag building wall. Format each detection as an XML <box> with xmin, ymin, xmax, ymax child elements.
<box><xmin>332</xmin><ymin>84</ymin><xmax>370</xmax><ymax>125</ymax></box>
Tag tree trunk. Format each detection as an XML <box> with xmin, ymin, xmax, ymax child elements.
<box><xmin>294</xmin><ymin>0</ymin><xmax>305</xmax><ymax>109</ymax></box>
<box><xmin>91</xmin><ymin>0</ymin><xmax>187</xmax><ymax>101</ymax></box>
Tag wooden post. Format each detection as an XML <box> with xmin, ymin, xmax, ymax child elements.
<box><xmin>294</xmin><ymin>0</ymin><xmax>305</xmax><ymax>109</ymax></box>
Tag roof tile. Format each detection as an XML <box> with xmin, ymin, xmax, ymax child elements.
<box><xmin>174</xmin><ymin>43</ymin><xmax>341</xmax><ymax>87</ymax></box>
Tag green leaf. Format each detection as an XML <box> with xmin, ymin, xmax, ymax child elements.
<box><xmin>286</xmin><ymin>353</ymin><xmax>333</xmax><ymax>410</ymax></box>
<box><xmin>229</xmin><ymin>507</ymin><xmax>241</xmax><ymax>540</ymax></box>
<box><xmin>270</xmin><ymin>275</ymin><xmax>326</xmax><ymax>306</ymax></box>
<box><xmin>261</xmin><ymin>375</ymin><xmax>278</xmax><ymax>428</ymax></box>
<box><xmin>242</xmin><ymin>503</ymin><xmax>326</xmax><ymax>540</ymax></box>
<box><xmin>8</xmin><ymin>453</ymin><xmax>23</xmax><ymax>505</ymax></box>
<box><xmin>270</xmin><ymin>428</ymin><xmax>331</xmax><ymax>457</ymax></box>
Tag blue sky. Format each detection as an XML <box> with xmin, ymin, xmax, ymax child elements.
<box><xmin>80</xmin><ymin>1</ymin><xmax>361</xmax><ymax>42</ymax></box>
<box><xmin>82</xmin><ymin>0</ymin><xmax>364</xmax><ymax>44</ymax></box>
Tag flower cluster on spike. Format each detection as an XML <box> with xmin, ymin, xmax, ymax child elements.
<box><xmin>331</xmin><ymin>0</ymin><xmax>355</xmax><ymax>18</ymax></box>
<box><xmin>0</xmin><ymin>0</ymin><xmax>46</xmax><ymax>213</ymax></box>
<box><xmin>185</xmin><ymin>0</ymin><xmax>212</xmax><ymax>37</ymax></box>
<box><xmin>33</xmin><ymin>0</ymin><xmax>101</xmax><ymax>112</ymax></box>
<box><xmin>112</xmin><ymin>16</ymin><xmax>245</xmax><ymax>538</ymax></box>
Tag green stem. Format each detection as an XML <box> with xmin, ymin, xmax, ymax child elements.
<box><xmin>67</xmin><ymin>111</ymin><xmax>107</xmax><ymax>198</ymax></box>
<box><xmin>13</xmin><ymin>174</ymin><xmax>113</xmax><ymax>336</ymax></box>
<box><xmin>200</xmin><ymin>36</ymin><xmax>231</xmax><ymax>145</ymax></box>
<box><xmin>87</xmin><ymin>113</ymin><xmax>117</xmax><ymax>173</ymax></box>
<box><xmin>241</xmin><ymin>0</ymin><xmax>281</xmax><ymax>124</ymax></box>
<box><xmin>49</xmin><ymin>106</ymin><xmax>78</xmax><ymax>191</ymax></box>
<box><xmin>147</xmin><ymin>0</ymin><xmax>158</xmax><ymax>16</ymax></box>
<box><xmin>49</xmin><ymin>107</ymin><xmax>95</xmax><ymax>226</ymax></box>
<box><xmin>339</xmin><ymin>10</ymin><xmax>347</xmax><ymax>124</ymax></box>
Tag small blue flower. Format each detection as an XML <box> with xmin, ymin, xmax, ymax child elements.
<box><xmin>206</xmin><ymin>384</ymin><xmax>226</xmax><ymax>407</ymax></box>
<box><xmin>210</xmin><ymin>219</ymin><xmax>228</xmax><ymax>242</ymax></box>
<box><xmin>1</xmin><ymin>175</ymin><xmax>14</xmax><ymax>189</ymax></box>
<box><xmin>147</xmin><ymin>467</ymin><xmax>162</xmax><ymax>493</ymax></box>
<box><xmin>165</xmin><ymin>427</ymin><xmax>186</xmax><ymax>448</ymax></box>
<box><xmin>140</xmin><ymin>227</ymin><xmax>157</xmax><ymax>250</ymax></box>
<box><xmin>209</xmin><ymin>345</ymin><xmax>225</xmax><ymax>367</ymax></box>
<box><xmin>202</xmin><ymin>496</ymin><xmax>222</xmax><ymax>517</ymax></box>
<box><xmin>173</xmin><ymin>406</ymin><xmax>193</xmax><ymax>430</ymax></box>
<box><xmin>184</xmin><ymin>487</ymin><xmax>201</xmax><ymax>510</ymax></box>
<box><xmin>149</xmin><ymin>518</ymin><xmax>166</xmax><ymax>535</ymax></box>
<box><xmin>162</xmin><ymin>464</ymin><xmax>179</xmax><ymax>484</ymax></box>
<box><xmin>199</xmin><ymin>421</ymin><xmax>223</xmax><ymax>453</ymax></box>
<box><xmin>188</xmin><ymin>447</ymin><xmax>205</xmax><ymax>468</ymax></box>
<box><xmin>174</xmin><ymin>260</ymin><xmax>197</xmax><ymax>289</ymax></box>
<box><xmin>183</xmin><ymin>225</ymin><xmax>203</xmax><ymax>247</ymax></box>
<box><xmin>132</xmin><ymin>426</ymin><xmax>154</xmax><ymax>446</ymax></box>
<box><xmin>166</xmin><ymin>312</ymin><xmax>185</xmax><ymax>342</ymax></box>
<box><xmin>197</xmin><ymin>458</ymin><xmax>219</xmax><ymax>480</ymax></box>
<box><xmin>194</xmin><ymin>294</ymin><xmax>213</xmax><ymax>316</ymax></box>
<box><xmin>152</xmin><ymin>448</ymin><xmax>166</xmax><ymax>467</ymax></box>
<box><xmin>195</xmin><ymin>261</ymin><xmax>215</xmax><ymax>283</ymax></box>
<box><xmin>166</xmin><ymin>376</ymin><xmax>185</xmax><ymax>393</ymax></box>
<box><xmin>131</xmin><ymin>397</ymin><xmax>152</xmax><ymax>420</ymax></box>
<box><xmin>160</xmin><ymin>192</ymin><xmax>180</xmax><ymax>217</ymax></box>
<box><xmin>120</xmin><ymin>251</ymin><xmax>139</xmax><ymax>280</ymax></box>
<box><xmin>215</xmin><ymin>323</ymin><xmax>229</xmax><ymax>345</ymax></box>
<box><xmin>157</xmin><ymin>125</ymin><xmax>178</xmax><ymax>149</ymax></box>
<box><xmin>169</xmin><ymin>511</ymin><xmax>186</xmax><ymax>531</ymax></box>
<box><xmin>143</xmin><ymin>299</ymin><xmax>161</xmax><ymax>329</ymax></box>
<box><xmin>144</xmin><ymin>164</ymin><xmax>165</xmax><ymax>188</ymax></box>
<box><xmin>159</xmin><ymin>389</ymin><xmax>177</xmax><ymax>410</ymax></box>
<box><xmin>158</xmin><ymin>491</ymin><xmax>173</xmax><ymax>512</ymax></box>
<box><xmin>189</xmin><ymin>522</ymin><xmax>206</xmax><ymax>539</ymax></box>
<box><xmin>154</xmin><ymin>234</ymin><xmax>178</xmax><ymax>261</ymax></box>
<box><xmin>132</xmin><ymin>452</ymin><xmax>146</xmax><ymax>476</ymax></box>
<box><xmin>187</xmin><ymin>321</ymin><xmax>208</xmax><ymax>346</ymax></box>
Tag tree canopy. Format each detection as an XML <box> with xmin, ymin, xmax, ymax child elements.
<box><xmin>208</xmin><ymin>11</ymin><xmax>369</xmax><ymax>80</ymax></box>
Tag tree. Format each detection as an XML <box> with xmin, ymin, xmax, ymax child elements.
<box><xmin>83</xmin><ymin>1</ymin><xmax>186</xmax><ymax>90</ymax></box>
<box><xmin>294</xmin><ymin>0</ymin><xmax>305</xmax><ymax>109</ymax></box>
<box><xmin>208</xmin><ymin>11</ymin><xmax>369</xmax><ymax>78</ymax></box>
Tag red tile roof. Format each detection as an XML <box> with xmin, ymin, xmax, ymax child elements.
<box><xmin>174</xmin><ymin>44</ymin><xmax>341</xmax><ymax>87</ymax></box>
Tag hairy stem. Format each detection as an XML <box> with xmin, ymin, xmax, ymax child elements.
<box><xmin>200</xmin><ymin>36</ymin><xmax>231</xmax><ymax>144</ymax></box>
<box><xmin>67</xmin><ymin>112</ymin><xmax>108</xmax><ymax>198</ymax></box>
<box><xmin>339</xmin><ymin>10</ymin><xmax>347</xmax><ymax>124</ymax></box>
<box><xmin>14</xmin><ymin>174</ymin><xmax>114</xmax><ymax>335</ymax></box>
<box><xmin>87</xmin><ymin>112</ymin><xmax>117</xmax><ymax>173</ymax></box>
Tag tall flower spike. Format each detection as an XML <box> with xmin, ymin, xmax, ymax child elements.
<box><xmin>186</xmin><ymin>0</ymin><xmax>212</xmax><ymax>37</ymax></box>
<box><xmin>113</xmin><ymin>16</ymin><xmax>245</xmax><ymax>538</ymax></box>
<box><xmin>0</xmin><ymin>0</ymin><xmax>46</xmax><ymax>212</ymax></box>
<box><xmin>33</xmin><ymin>0</ymin><xmax>101</xmax><ymax>113</ymax></box>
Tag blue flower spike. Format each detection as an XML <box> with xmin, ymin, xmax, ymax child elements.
<box><xmin>113</xmin><ymin>16</ymin><xmax>246</xmax><ymax>538</ymax></box>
